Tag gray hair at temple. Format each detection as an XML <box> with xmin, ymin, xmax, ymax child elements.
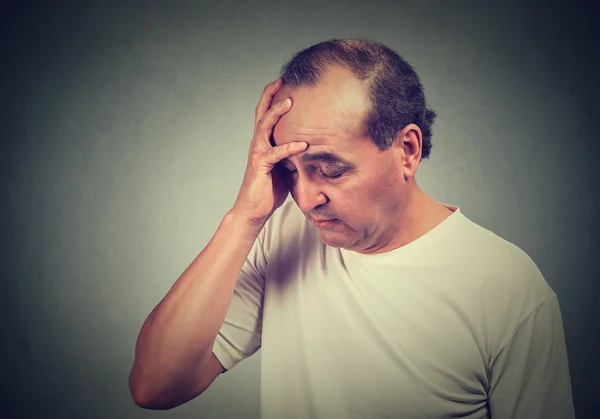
<box><xmin>279</xmin><ymin>39</ymin><xmax>437</xmax><ymax>160</ymax></box>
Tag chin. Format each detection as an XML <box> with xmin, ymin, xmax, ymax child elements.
<box><xmin>318</xmin><ymin>230</ymin><xmax>356</xmax><ymax>249</ymax></box>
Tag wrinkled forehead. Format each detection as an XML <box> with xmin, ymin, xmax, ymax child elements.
<box><xmin>271</xmin><ymin>82</ymin><xmax>368</xmax><ymax>148</ymax></box>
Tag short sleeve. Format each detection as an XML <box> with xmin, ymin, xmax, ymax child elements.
<box><xmin>488</xmin><ymin>296</ymin><xmax>576</xmax><ymax>418</ymax></box>
<box><xmin>212</xmin><ymin>227</ymin><xmax>268</xmax><ymax>372</ymax></box>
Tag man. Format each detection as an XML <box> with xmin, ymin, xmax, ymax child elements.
<box><xmin>129</xmin><ymin>39</ymin><xmax>575</xmax><ymax>418</ymax></box>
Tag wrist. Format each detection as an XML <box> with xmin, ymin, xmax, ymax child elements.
<box><xmin>224</xmin><ymin>208</ymin><xmax>267</xmax><ymax>237</ymax></box>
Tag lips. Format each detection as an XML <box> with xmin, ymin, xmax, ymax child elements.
<box><xmin>310</xmin><ymin>217</ymin><xmax>338</xmax><ymax>228</ymax></box>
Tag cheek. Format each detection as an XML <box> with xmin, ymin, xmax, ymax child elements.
<box><xmin>347</xmin><ymin>176</ymin><xmax>395</xmax><ymax>215</ymax></box>
<box><xmin>330</xmin><ymin>187</ymin><xmax>372</xmax><ymax>221</ymax></box>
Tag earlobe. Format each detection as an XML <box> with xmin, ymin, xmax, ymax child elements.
<box><xmin>400</xmin><ymin>124</ymin><xmax>422</xmax><ymax>179</ymax></box>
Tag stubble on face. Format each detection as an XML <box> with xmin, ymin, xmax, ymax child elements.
<box><xmin>323</xmin><ymin>153</ymin><xmax>406</xmax><ymax>252</ymax></box>
<box><xmin>273</xmin><ymin>66</ymin><xmax>408</xmax><ymax>253</ymax></box>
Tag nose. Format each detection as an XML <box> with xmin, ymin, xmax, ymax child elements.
<box><xmin>290</xmin><ymin>175</ymin><xmax>328</xmax><ymax>213</ymax></box>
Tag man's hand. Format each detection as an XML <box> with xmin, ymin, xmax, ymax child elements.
<box><xmin>232</xmin><ymin>77</ymin><xmax>307</xmax><ymax>226</ymax></box>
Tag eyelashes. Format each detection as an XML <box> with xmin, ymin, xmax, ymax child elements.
<box><xmin>282</xmin><ymin>166</ymin><xmax>345</xmax><ymax>181</ymax></box>
<box><xmin>322</xmin><ymin>171</ymin><xmax>343</xmax><ymax>180</ymax></box>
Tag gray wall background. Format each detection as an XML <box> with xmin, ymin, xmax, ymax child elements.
<box><xmin>1</xmin><ymin>0</ymin><xmax>598</xmax><ymax>418</ymax></box>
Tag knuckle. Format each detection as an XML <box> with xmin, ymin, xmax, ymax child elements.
<box><xmin>258</xmin><ymin>115</ymin><xmax>274</xmax><ymax>133</ymax></box>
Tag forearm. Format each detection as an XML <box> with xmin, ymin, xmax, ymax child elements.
<box><xmin>129</xmin><ymin>209</ymin><xmax>264</xmax><ymax>400</ymax></box>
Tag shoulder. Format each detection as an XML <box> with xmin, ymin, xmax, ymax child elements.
<box><xmin>452</xmin><ymin>210</ymin><xmax>554</xmax><ymax>298</ymax></box>
<box><xmin>450</xmin><ymin>211</ymin><xmax>557</xmax><ymax>351</ymax></box>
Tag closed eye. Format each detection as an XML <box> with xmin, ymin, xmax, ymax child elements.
<box><xmin>280</xmin><ymin>162</ymin><xmax>346</xmax><ymax>180</ymax></box>
<box><xmin>320</xmin><ymin>170</ymin><xmax>344</xmax><ymax>180</ymax></box>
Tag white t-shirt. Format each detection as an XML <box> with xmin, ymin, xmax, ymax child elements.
<box><xmin>212</xmin><ymin>201</ymin><xmax>575</xmax><ymax>419</ymax></box>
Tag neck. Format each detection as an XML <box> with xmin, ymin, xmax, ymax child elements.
<box><xmin>356</xmin><ymin>181</ymin><xmax>453</xmax><ymax>255</ymax></box>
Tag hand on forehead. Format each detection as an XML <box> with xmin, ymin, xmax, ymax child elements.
<box><xmin>271</xmin><ymin>84</ymin><xmax>367</xmax><ymax>150</ymax></box>
<box><xmin>272</xmin><ymin>83</ymin><xmax>294</xmax><ymax>104</ymax></box>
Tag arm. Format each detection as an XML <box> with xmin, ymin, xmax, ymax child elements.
<box><xmin>128</xmin><ymin>78</ymin><xmax>307</xmax><ymax>410</ymax></box>
<box><xmin>128</xmin><ymin>210</ymin><xmax>262</xmax><ymax>409</ymax></box>
<box><xmin>488</xmin><ymin>296</ymin><xmax>576</xmax><ymax>418</ymax></box>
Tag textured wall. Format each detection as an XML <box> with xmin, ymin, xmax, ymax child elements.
<box><xmin>1</xmin><ymin>0</ymin><xmax>598</xmax><ymax>418</ymax></box>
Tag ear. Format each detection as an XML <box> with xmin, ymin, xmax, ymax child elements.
<box><xmin>391</xmin><ymin>123</ymin><xmax>422</xmax><ymax>179</ymax></box>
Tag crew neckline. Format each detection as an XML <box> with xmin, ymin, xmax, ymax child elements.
<box><xmin>339</xmin><ymin>203</ymin><xmax>463</xmax><ymax>262</ymax></box>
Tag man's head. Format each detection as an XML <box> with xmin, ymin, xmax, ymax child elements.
<box><xmin>271</xmin><ymin>39</ymin><xmax>437</xmax><ymax>254</ymax></box>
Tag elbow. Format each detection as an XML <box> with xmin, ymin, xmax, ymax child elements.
<box><xmin>129</xmin><ymin>371</ymin><xmax>175</xmax><ymax>410</ymax></box>
<box><xmin>129</xmin><ymin>382</ymin><xmax>155</xmax><ymax>410</ymax></box>
<box><xmin>128</xmin><ymin>369</ymin><xmax>202</xmax><ymax>410</ymax></box>
<box><xmin>130</xmin><ymin>385</ymin><xmax>180</xmax><ymax>410</ymax></box>
<box><xmin>130</xmin><ymin>388</ymin><xmax>155</xmax><ymax>410</ymax></box>
<box><xmin>129</xmin><ymin>388</ymin><xmax>156</xmax><ymax>410</ymax></box>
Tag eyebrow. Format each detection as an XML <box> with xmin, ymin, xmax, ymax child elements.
<box><xmin>280</xmin><ymin>152</ymin><xmax>353</xmax><ymax>167</ymax></box>
<box><xmin>271</xmin><ymin>133</ymin><xmax>354</xmax><ymax>167</ymax></box>
<box><xmin>299</xmin><ymin>151</ymin><xmax>350</xmax><ymax>164</ymax></box>
<box><xmin>298</xmin><ymin>152</ymin><xmax>353</xmax><ymax>166</ymax></box>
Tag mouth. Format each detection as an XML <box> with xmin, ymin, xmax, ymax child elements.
<box><xmin>310</xmin><ymin>217</ymin><xmax>338</xmax><ymax>229</ymax></box>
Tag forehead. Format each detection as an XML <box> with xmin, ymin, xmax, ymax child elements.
<box><xmin>272</xmin><ymin>66</ymin><xmax>370</xmax><ymax>149</ymax></box>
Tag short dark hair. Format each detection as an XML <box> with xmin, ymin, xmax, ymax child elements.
<box><xmin>279</xmin><ymin>38</ymin><xmax>436</xmax><ymax>159</ymax></box>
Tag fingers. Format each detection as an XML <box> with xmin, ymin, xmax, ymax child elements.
<box><xmin>255</xmin><ymin>97</ymin><xmax>291</xmax><ymax>140</ymax></box>
<box><xmin>255</xmin><ymin>78</ymin><xmax>283</xmax><ymax>130</ymax></box>
<box><xmin>250</xmin><ymin>78</ymin><xmax>304</xmax><ymax>169</ymax></box>
<box><xmin>262</xmin><ymin>141</ymin><xmax>307</xmax><ymax>166</ymax></box>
